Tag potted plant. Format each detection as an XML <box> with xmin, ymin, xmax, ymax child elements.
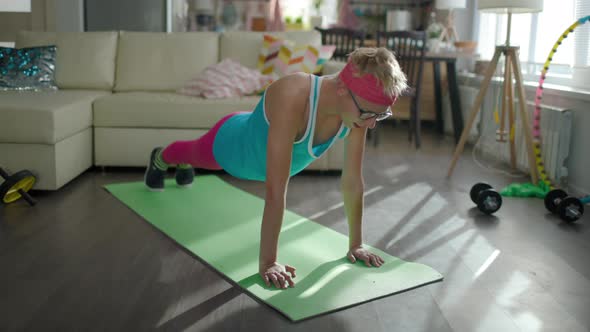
<box><xmin>295</xmin><ymin>16</ymin><xmax>304</xmax><ymax>30</ymax></box>
<box><xmin>285</xmin><ymin>16</ymin><xmax>304</xmax><ymax>31</ymax></box>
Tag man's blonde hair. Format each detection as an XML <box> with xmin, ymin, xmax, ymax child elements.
<box><xmin>348</xmin><ymin>47</ymin><xmax>408</xmax><ymax>98</ymax></box>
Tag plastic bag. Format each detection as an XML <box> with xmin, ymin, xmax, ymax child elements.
<box><xmin>500</xmin><ymin>181</ymin><xmax>551</xmax><ymax>198</ymax></box>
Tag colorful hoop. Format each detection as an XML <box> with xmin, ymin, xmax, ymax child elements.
<box><xmin>533</xmin><ymin>15</ymin><xmax>590</xmax><ymax>189</ymax></box>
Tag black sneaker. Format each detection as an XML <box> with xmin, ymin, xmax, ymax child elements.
<box><xmin>175</xmin><ymin>165</ymin><xmax>194</xmax><ymax>188</ymax></box>
<box><xmin>144</xmin><ymin>147</ymin><xmax>167</xmax><ymax>191</ymax></box>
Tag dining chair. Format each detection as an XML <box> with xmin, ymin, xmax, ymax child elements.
<box><xmin>376</xmin><ymin>30</ymin><xmax>427</xmax><ymax>148</ymax></box>
<box><xmin>314</xmin><ymin>27</ymin><xmax>366</xmax><ymax>61</ymax></box>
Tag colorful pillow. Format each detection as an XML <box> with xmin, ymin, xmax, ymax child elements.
<box><xmin>258</xmin><ymin>35</ymin><xmax>336</xmax><ymax>80</ymax></box>
<box><xmin>257</xmin><ymin>35</ymin><xmax>293</xmax><ymax>78</ymax></box>
<box><xmin>315</xmin><ymin>44</ymin><xmax>338</xmax><ymax>73</ymax></box>
<box><xmin>178</xmin><ymin>58</ymin><xmax>273</xmax><ymax>99</ymax></box>
<box><xmin>0</xmin><ymin>45</ymin><xmax>57</xmax><ymax>91</ymax></box>
<box><xmin>276</xmin><ymin>43</ymin><xmax>337</xmax><ymax>77</ymax></box>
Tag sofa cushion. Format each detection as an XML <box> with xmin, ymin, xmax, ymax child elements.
<box><xmin>15</xmin><ymin>31</ymin><xmax>118</xmax><ymax>90</ymax></box>
<box><xmin>220</xmin><ymin>31</ymin><xmax>322</xmax><ymax>69</ymax></box>
<box><xmin>93</xmin><ymin>92</ymin><xmax>260</xmax><ymax>128</ymax></box>
<box><xmin>55</xmin><ymin>32</ymin><xmax>118</xmax><ymax>90</ymax></box>
<box><xmin>0</xmin><ymin>90</ymin><xmax>110</xmax><ymax>144</ymax></box>
<box><xmin>114</xmin><ymin>32</ymin><xmax>220</xmax><ymax>92</ymax></box>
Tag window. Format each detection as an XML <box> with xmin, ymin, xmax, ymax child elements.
<box><xmin>0</xmin><ymin>0</ymin><xmax>30</xmax><ymax>12</ymax></box>
<box><xmin>281</xmin><ymin>0</ymin><xmax>339</xmax><ymax>27</ymax></box>
<box><xmin>475</xmin><ymin>0</ymin><xmax>589</xmax><ymax>86</ymax></box>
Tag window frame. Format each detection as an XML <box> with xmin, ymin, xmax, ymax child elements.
<box><xmin>473</xmin><ymin>1</ymin><xmax>583</xmax><ymax>88</ymax></box>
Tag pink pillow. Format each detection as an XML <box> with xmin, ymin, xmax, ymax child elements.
<box><xmin>178</xmin><ymin>59</ymin><xmax>273</xmax><ymax>99</ymax></box>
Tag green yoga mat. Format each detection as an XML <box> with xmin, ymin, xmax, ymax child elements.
<box><xmin>105</xmin><ymin>175</ymin><xmax>443</xmax><ymax>322</ymax></box>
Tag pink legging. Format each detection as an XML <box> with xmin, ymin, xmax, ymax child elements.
<box><xmin>161</xmin><ymin>112</ymin><xmax>243</xmax><ymax>170</ymax></box>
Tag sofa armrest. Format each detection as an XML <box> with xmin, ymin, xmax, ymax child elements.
<box><xmin>322</xmin><ymin>60</ymin><xmax>347</xmax><ymax>76</ymax></box>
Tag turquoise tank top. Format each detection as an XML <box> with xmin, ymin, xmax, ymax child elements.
<box><xmin>212</xmin><ymin>75</ymin><xmax>350</xmax><ymax>181</ymax></box>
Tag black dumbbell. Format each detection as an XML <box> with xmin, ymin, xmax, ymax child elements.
<box><xmin>470</xmin><ymin>183</ymin><xmax>502</xmax><ymax>214</ymax></box>
<box><xmin>0</xmin><ymin>167</ymin><xmax>37</xmax><ymax>206</ymax></box>
<box><xmin>544</xmin><ymin>189</ymin><xmax>584</xmax><ymax>223</ymax></box>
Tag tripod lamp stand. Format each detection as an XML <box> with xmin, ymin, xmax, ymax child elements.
<box><xmin>446</xmin><ymin>0</ymin><xmax>544</xmax><ymax>183</ymax></box>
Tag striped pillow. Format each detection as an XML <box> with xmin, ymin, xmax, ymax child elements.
<box><xmin>257</xmin><ymin>35</ymin><xmax>292</xmax><ymax>79</ymax></box>
<box><xmin>276</xmin><ymin>43</ymin><xmax>336</xmax><ymax>77</ymax></box>
<box><xmin>178</xmin><ymin>59</ymin><xmax>273</xmax><ymax>99</ymax></box>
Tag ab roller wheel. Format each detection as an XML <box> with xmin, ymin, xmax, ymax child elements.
<box><xmin>470</xmin><ymin>183</ymin><xmax>502</xmax><ymax>214</ymax></box>
<box><xmin>0</xmin><ymin>167</ymin><xmax>37</xmax><ymax>206</ymax></box>
<box><xmin>544</xmin><ymin>189</ymin><xmax>584</xmax><ymax>223</ymax></box>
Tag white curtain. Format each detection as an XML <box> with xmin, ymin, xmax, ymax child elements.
<box><xmin>574</xmin><ymin>0</ymin><xmax>590</xmax><ymax>66</ymax></box>
<box><xmin>268</xmin><ymin>0</ymin><xmax>285</xmax><ymax>31</ymax></box>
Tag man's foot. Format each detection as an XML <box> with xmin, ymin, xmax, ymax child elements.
<box><xmin>175</xmin><ymin>164</ymin><xmax>194</xmax><ymax>187</ymax></box>
<box><xmin>144</xmin><ymin>147</ymin><xmax>168</xmax><ymax>191</ymax></box>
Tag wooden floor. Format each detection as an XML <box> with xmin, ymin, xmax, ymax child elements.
<box><xmin>1</xmin><ymin>125</ymin><xmax>589</xmax><ymax>332</ymax></box>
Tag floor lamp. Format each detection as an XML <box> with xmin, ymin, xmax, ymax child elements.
<box><xmin>446</xmin><ymin>0</ymin><xmax>543</xmax><ymax>184</ymax></box>
<box><xmin>436</xmin><ymin>0</ymin><xmax>466</xmax><ymax>44</ymax></box>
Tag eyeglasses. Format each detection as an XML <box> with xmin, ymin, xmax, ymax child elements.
<box><xmin>348</xmin><ymin>90</ymin><xmax>392</xmax><ymax>121</ymax></box>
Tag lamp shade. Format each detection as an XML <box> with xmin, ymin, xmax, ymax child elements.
<box><xmin>478</xmin><ymin>0</ymin><xmax>543</xmax><ymax>13</ymax></box>
<box><xmin>436</xmin><ymin>0</ymin><xmax>467</xmax><ymax>10</ymax></box>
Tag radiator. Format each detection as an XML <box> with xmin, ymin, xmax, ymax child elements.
<box><xmin>458</xmin><ymin>84</ymin><xmax>572</xmax><ymax>186</ymax></box>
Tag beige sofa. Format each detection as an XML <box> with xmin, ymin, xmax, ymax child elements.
<box><xmin>0</xmin><ymin>30</ymin><xmax>346</xmax><ymax>190</ymax></box>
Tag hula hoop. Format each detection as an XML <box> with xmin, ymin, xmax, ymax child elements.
<box><xmin>533</xmin><ymin>15</ymin><xmax>590</xmax><ymax>189</ymax></box>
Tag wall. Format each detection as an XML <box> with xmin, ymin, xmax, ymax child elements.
<box><xmin>0</xmin><ymin>0</ymin><xmax>83</xmax><ymax>42</ymax></box>
<box><xmin>0</xmin><ymin>12</ymin><xmax>31</xmax><ymax>43</ymax></box>
<box><xmin>54</xmin><ymin>0</ymin><xmax>84</xmax><ymax>32</ymax></box>
<box><xmin>539</xmin><ymin>87</ymin><xmax>590</xmax><ymax>195</ymax></box>
<box><xmin>85</xmin><ymin>0</ymin><xmax>166</xmax><ymax>32</ymax></box>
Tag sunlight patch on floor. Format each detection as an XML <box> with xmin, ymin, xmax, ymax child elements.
<box><xmin>375</xmin><ymin>183</ymin><xmax>449</xmax><ymax>249</ymax></box>
<box><xmin>382</xmin><ymin>164</ymin><xmax>410</xmax><ymax>181</ymax></box>
<box><xmin>281</xmin><ymin>185</ymin><xmax>384</xmax><ymax>233</ymax></box>
<box><xmin>298</xmin><ymin>265</ymin><xmax>352</xmax><ymax>299</ymax></box>
<box><xmin>513</xmin><ymin>312</ymin><xmax>543</xmax><ymax>331</ymax></box>
<box><xmin>402</xmin><ymin>214</ymin><xmax>470</xmax><ymax>256</ymax></box>
<box><xmin>473</xmin><ymin>249</ymin><xmax>500</xmax><ymax>279</ymax></box>
<box><xmin>447</xmin><ymin>231</ymin><xmax>501</xmax><ymax>281</ymax></box>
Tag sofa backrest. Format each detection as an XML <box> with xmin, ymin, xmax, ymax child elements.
<box><xmin>16</xmin><ymin>31</ymin><xmax>118</xmax><ymax>90</ymax></box>
<box><xmin>219</xmin><ymin>31</ymin><xmax>322</xmax><ymax>69</ymax></box>
<box><xmin>14</xmin><ymin>30</ymin><xmax>321</xmax><ymax>92</ymax></box>
<box><xmin>114</xmin><ymin>32</ymin><xmax>219</xmax><ymax>92</ymax></box>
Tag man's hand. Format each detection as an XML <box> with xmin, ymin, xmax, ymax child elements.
<box><xmin>347</xmin><ymin>246</ymin><xmax>385</xmax><ymax>267</ymax></box>
<box><xmin>260</xmin><ymin>262</ymin><xmax>296</xmax><ymax>289</ymax></box>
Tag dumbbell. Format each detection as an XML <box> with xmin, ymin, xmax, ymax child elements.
<box><xmin>0</xmin><ymin>167</ymin><xmax>37</xmax><ymax>206</ymax></box>
<box><xmin>470</xmin><ymin>183</ymin><xmax>502</xmax><ymax>214</ymax></box>
<box><xmin>544</xmin><ymin>189</ymin><xmax>584</xmax><ymax>223</ymax></box>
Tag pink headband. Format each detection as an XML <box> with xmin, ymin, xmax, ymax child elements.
<box><xmin>338</xmin><ymin>61</ymin><xmax>397</xmax><ymax>106</ymax></box>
